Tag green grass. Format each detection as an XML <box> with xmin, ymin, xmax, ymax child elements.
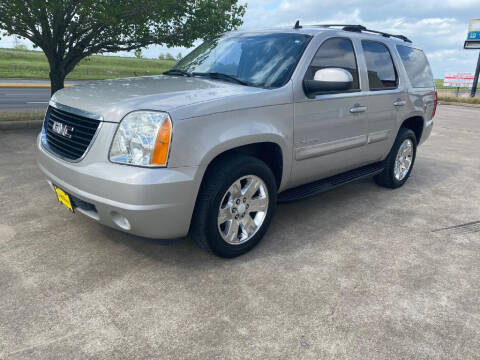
<box><xmin>0</xmin><ymin>48</ymin><xmax>176</xmax><ymax>80</ymax></box>
<box><xmin>0</xmin><ymin>109</ymin><xmax>45</xmax><ymax>121</ymax></box>
<box><xmin>434</xmin><ymin>78</ymin><xmax>479</xmax><ymax>91</ymax></box>
<box><xmin>438</xmin><ymin>96</ymin><xmax>480</xmax><ymax>104</ymax></box>
<box><xmin>435</xmin><ymin>79</ymin><xmax>449</xmax><ymax>89</ymax></box>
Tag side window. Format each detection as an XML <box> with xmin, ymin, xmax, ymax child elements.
<box><xmin>306</xmin><ymin>37</ymin><xmax>360</xmax><ymax>91</ymax></box>
<box><xmin>362</xmin><ymin>40</ymin><xmax>398</xmax><ymax>90</ymax></box>
<box><xmin>396</xmin><ymin>45</ymin><xmax>434</xmax><ymax>88</ymax></box>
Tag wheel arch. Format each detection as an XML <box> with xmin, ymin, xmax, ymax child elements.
<box><xmin>400</xmin><ymin>115</ymin><xmax>424</xmax><ymax>143</ymax></box>
<box><xmin>200</xmin><ymin>139</ymin><xmax>286</xmax><ymax>191</ymax></box>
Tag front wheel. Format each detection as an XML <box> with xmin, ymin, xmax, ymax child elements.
<box><xmin>374</xmin><ymin>127</ymin><xmax>417</xmax><ymax>189</ymax></box>
<box><xmin>191</xmin><ymin>155</ymin><xmax>277</xmax><ymax>258</ymax></box>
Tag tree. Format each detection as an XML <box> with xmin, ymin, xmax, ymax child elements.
<box><xmin>0</xmin><ymin>0</ymin><xmax>246</xmax><ymax>94</ymax></box>
<box><xmin>134</xmin><ymin>49</ymin><xmax>142</xmax><ymax>59</ymax></box>
<box><xmin>176</xmin><ymin>52</ymin><xmax>183</xmax><ymax>61</ymax></box>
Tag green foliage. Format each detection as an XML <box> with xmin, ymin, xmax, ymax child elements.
<box><xmin>134</xmin><ymin>49</ymin><xmax>143</xmax><ymax>59</ymax></box>
<box><xmin>0</xmin><ymin>0</ymin><xmax>246</xmax><ymax>92</ymax></box>
<box><xmin>159</xmin><ymin>52</ymin><xmax>181</xmax><ymax>61</ymax></box>
<box><xmin>434</xmin><ymin>78</ymin><xmax>476</xmax><ymax>91</ymax></box>
<box><xmin>13</xmin><ymin>44</ymin><xmax>28</xmax><ymax>50</ymax></box>
<box><xmin>0</xmin><ymin>48</ymin><xmax>176</xmax><ymax>80</ymax></box>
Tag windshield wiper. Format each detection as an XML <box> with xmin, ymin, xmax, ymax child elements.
<box><xmin>192</xmin><ymin>72</ymin><xmax>250</xmax><ymax>86</ymax></box>
<box><xmin>163</xmin><ymin>69</ymin><xmax>192</xmax><ymax>77</ymax></box>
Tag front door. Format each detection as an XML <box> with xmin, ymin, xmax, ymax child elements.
<box><xmin>291</xmin><ymin>37</ymin><xmax>371</xmax><ymax>187</ymax></box>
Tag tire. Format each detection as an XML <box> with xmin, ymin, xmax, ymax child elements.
<box><xmin>190</xmin><ymin>154</ymin><xmax>277</xmax><ymax>258</ymax></box>
<box><xmin>374</xmin><ymin>127</ymin><xmax>417</xmax><ymax>189</ymax></box>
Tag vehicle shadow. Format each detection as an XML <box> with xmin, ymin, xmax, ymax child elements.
<box><xmin>97</xmin><ymin>154</ymin><xmax>460</xmax><ymax>267</ymax></box>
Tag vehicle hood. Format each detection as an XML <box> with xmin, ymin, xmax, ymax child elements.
<box><xmin>51</xmin><ymin>75</ymin><xmax>276</xmax><ymax>122</ymax></box>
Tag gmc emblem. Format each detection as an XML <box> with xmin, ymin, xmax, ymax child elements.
<box><xmin>52</xmin><ymin>121</ymin><xmax>74</xmax><ymax>139</ymax></box>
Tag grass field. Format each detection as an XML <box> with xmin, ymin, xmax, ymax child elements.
<box><xmin>438</xmin><ymin>96</ymin><xmax>480</xmax><ymax>104</ymax></box>
<box><xmin>0</xmin><ymin>48</ymin><xmax>176</xmax><ymax>80</ymax></box>
<box><xmin>434</xmin><ymin>78</ymin><xmax>472</xmax><ymax>90</ymax></box>
<box><xmin>0</xmin><ymin>109</ymin><xmax>45</xmax><ymax>122</ymax></box>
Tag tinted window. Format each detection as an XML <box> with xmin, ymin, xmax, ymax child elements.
<box><xmin>306</xmin><ymin>37</ymin><xmax>359</xmax><ymax>90</ymax></box>
<box><xmin>173</xmin><ymin>33</ymin><xmax>312</xmax><ymax>88</ymax></box>
<box><xmin>362</xmin><ymin>40</ymin><xmax>397</xmax><ymax>90</ymax></box>
<box><xmin>396</xmin><ymin>45</ymin><xmax>434</xmax><ymax>88</ymax></box>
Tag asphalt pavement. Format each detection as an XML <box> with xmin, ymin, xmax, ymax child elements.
<box><xmin>0</xmin><ymin>78</ymin><xmax>84</xmax><ymax>85</ymax></box>
<box><xmin>0</xmin><ymin>87</ymin><xmax>51</xmax><ymax>110</ymax></box>
<box><xmin>0</xmin><ymin>105</ymin><xmax>479</xmax><ymax>359</ymax></box>
<box><xmin>0</xmin><ymin>79</ymin><xmax>85</xmax><ymax>111</ymax></box>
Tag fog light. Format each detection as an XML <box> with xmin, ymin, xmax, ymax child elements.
<box><xmin>111</xmin><ymin>212</ymin><xmax>131</xmax><ymax>231</ymax></box>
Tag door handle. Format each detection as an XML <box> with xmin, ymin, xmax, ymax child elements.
<box><xmin>393</xmin><ymin>100</ymin><xmax>406</xmax><ymax>107</ymax></box>
<box><xmin>350</xmin><ymin>105</ymin><xmax>367</xmax><ymax>113</ymax></box>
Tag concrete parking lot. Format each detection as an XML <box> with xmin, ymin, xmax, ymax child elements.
<box><xmin>0</xmin><ymin>105</ymin><xmax>479</xmax><ymax>359</ymax></box>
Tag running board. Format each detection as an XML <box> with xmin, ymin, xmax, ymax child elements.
<box><xmin>278</xmin><ymin>162</ymin><xmax>384</xmax><ymax>203</ymax></box>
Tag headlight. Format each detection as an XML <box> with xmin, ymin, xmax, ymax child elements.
<box><xmin>109</xmin><ymin>111</ymin><xmax>172</xmax><ymax>167</ymax></box>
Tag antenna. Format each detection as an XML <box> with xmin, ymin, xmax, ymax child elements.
<box><xmin>294</xmin><ymin>20</ymin><xmax>302</xmax><ymax>29</ymax></box>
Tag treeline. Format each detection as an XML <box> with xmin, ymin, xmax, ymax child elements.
<box><xmin>134</xmin><ymin>49</ymin><xmax>183</xmax><ymax>61</ymax></box>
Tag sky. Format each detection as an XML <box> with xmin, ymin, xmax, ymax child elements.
<box><xmin>1</xmin><ymin>0</ymin><xmax>479</xmax><ymax>78</ymax></box>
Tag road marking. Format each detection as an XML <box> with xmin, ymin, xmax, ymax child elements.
<box><xmin>26</xmin><ymin>101</ymin><xmax>49</xmax><ymax>104</ymax></box>
<box><xmin>5</xmin><ymin>93</ymin><xmax>50</xmax><ymax>95</ymax></box>
<box><xmin>0</xmin><ymin>83</ymin><xmax>72</xmax><ymax>88</ymax></box>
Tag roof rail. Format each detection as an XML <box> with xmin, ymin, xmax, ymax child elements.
<box><xmin>293</xmin><ymin>22</ymin><xmax>412</xmax><ymax>43</ymax></box>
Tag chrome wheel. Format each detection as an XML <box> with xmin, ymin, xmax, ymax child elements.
<box><xmin>217</xmin><ymin>175</ymin><xmax>269</xmax><ymax>245</ymax></box>
<box><xmin>394</xmin><ymin>139</ymin><xmax>414</xmax><ymax>181</ymax></box>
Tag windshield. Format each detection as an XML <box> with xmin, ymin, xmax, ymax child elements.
<box><xmin>171</xmin><ymin>33</ymin><xmax>312</xmax><ymax>88</ymax></box>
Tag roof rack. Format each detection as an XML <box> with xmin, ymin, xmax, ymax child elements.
<box><xmin>293</xmin><ymin>21</ymin><xmax>412</xmax><ymax>43</ymax></box>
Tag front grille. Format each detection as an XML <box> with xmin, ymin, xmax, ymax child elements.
<box><xmin>43</xmin><ymin>105</ymin><xmax>101</xmax><ymax>161</ymax></box>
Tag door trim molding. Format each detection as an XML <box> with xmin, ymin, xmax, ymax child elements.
<box><xmin>296</xmin><ymin>134</ymin><xmax>367</xmax><ymax>160</ymax></box>
<box><xmin>296</xmin><ymin>129</ymin><xmax>391</xmax><ymax>161</ymax></box>
<box><xmin>367</xmin><ymin>130</ymin><xmax>391</xmax><ymax>144</ymax></box>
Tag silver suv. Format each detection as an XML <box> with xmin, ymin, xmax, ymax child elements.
<box><xmin>36</xmin><ymin>24</ymin><xmax>436</xmax><ymax>257</ymax></box>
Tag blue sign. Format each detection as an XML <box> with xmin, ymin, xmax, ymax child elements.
<box><xmin>468</xmin><ymin>31</ymin><xmax>480</xmax><ymax>40</ymax></box>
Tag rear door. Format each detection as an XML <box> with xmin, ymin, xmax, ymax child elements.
<box><xmin>361</xmin><ymin>40</ymin><xmax>405</xmax><ymax>161</ymax></box>
<box><xmin>291</xmin><ymin>37</ymin><xmax>371</xmax><ymax>187</ymax></box>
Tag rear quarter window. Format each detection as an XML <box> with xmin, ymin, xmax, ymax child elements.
<box><xmin>396</xmin><ymin>45</ymin><xmax>434</xmax><ymax>88</ymax></box>
<box><xmin>361</xmin><ymin>40</ymin><xmax>398</xmax><ymax>90</ymax></box>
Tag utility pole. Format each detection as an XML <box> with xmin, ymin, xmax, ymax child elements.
<box><xmin>465</xmin><ymin>19</ymin><xmax>480</xmax><ymax>97</ymax></box>
<box><xmin>470</xmin><ymin>52</ymin><xmax>480</xmax><ymax>98</ymax></box>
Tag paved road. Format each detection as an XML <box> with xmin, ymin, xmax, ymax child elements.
<box><xmin>0</xmin><ymin>88</ymin><xmax>51</xmax><ymax>110</ymax></box>
<box><xmin>0</xmin><ymin>80</ymin><xmax>86</xmax><ymax>111</ymax></box>
<box><xmin>0</xmin><ymin>78</ymin><xmax>83</xmax><ymax>84</ymax></box>
<box><xmin>0</xmin><ymin>105</ymin><xmax>479</xmax><ymax>359</ymax></box>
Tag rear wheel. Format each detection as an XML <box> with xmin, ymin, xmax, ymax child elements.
<box><xmin>191</xmin><ymin>155</ymin><xmax>277</xmax><ymax>258</ymax></box>
<box><xmin>374</xmin><ymin>127</ymin><xmax>417</xmax><ymax>189</ymax></box>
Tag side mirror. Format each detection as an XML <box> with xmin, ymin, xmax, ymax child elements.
<box><xmin>304</xmin><ymin>68</ymin><xmax>353</xmax><ymax>96</ymax></box>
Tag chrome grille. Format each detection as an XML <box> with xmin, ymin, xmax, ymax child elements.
<box><xmin>43</xmin><ymin>105</ymin><xmax>101</xmax><ymax>161</ymax></box>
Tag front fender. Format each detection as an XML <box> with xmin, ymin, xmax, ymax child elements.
<box><xmin>168</xmin><ymin>104</ymin><xmax>294</xmax><ymax>190</ymax></box>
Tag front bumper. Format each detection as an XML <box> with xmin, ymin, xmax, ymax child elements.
<box><xmin>36</xmin><ymin>133</ymin><xmax>203</xmax><ymax>239</ymax></box>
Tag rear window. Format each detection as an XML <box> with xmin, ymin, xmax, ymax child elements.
<box><xmin>396</xmin><ymin>45</ymin><xmax>434</xmax><ymax>88</ymax></box>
